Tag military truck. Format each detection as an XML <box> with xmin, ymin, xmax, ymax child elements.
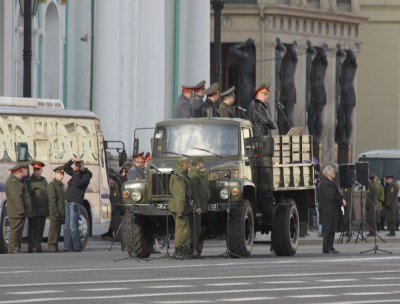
<box><xmin>118</xmin><ymin>118</ymin><xmax>316</xmax><ymax>258</ymax></box>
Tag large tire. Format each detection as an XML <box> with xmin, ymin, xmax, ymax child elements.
<box><xmin>271</xmin><ymin>198</ymin><xmax>299</xmax><ymax>256</ymax></box>
<box><xmin>79</xmin><ymin>205</ymin><xmax>89</xmax><ymax>250</ymax></box>
<box><xmin>0</xmin><ymin>205</ymin><xmax>10</xmax><ymax>253</ymax></box>
<box><xmin>124</xmin><ymin>212</ymin><xmax>154</xmax><ymax>258</ymax></box>
<box><xmin>227</xmin><ymin>200</ymin><xmax>254</xmax><ymax>258</ymax></box>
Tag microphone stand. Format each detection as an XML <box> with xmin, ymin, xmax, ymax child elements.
<box><xmin>236</xmin><ymin>106</ymin><xmax>249</xmax><ymax>120</ymax></box>
<box><xmin>276</xmin><ymin>102</ymin><xmax>292</xmax><ymax>132</ymax></box>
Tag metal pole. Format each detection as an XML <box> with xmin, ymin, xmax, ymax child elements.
<box><xmin>212</xmin><ymin>0</ymin><xmax>224</xmax><ymax>86</ymax></box>
<box><xmin>23</xmin><ymin>0</ymin><xmax>32</xmax><ymax>97</ymax></box>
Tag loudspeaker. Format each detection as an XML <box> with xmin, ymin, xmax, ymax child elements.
<box><xmin>355</xmin><ymin>162</ymin><xmax>369</xmax><ymax>187</ymax></box>
<box><xmin>339</xmin><ymin>164</ymin><xmax>355</xmax><ymax>188</ymax></box>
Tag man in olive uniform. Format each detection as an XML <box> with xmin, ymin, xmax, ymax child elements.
<box><xmin>169</xmin><ymin>156</ymin><xmax>192</xmax><ymax>259</ymax></box>
<box><xmin>190</xmin><ymin>80</ymin><xmax>206</xmax><ymax>118</ymax></box>
<box><xmin>175</xmin><ymin>84</ymin><xmax>195</xmax><ymax>118</ymax></box>
<box><xmin>202</xmin><ymin>83</ymin><xmax>220</xmax><ymax>117</ymax></box>
<box><xmin>375</xmin><ymin>175</ymin><xmax>385</xmax><ymax>231</ymax></box>
<box><xmin>27</xmin><ymin>161</ymin><xmax>49</xmax><ymax>253</ymax></box>
<box><xmin>188</xmin><ymin>156</ymin><xmax>210</xmax><ymax>256</ymax></box>
<box><xmin>219</xmin><ymin>86</ymin><xmax>236</xmax><ymax>118</ymax></box>
<box><xmin>5</xmin><ymin>161</ymin><xmax>30</xmax><ymax>253</ymax></box>
<box><xmin>366</xmin><ymin>176</ymin><xmax>379</xmax><ymax>237</ymax></box>
<box><xmin>384</xmin><ymin>175</ymin><xmax>399</xmax><ymax>236</ymax></box>
<box><xmin>47</xmin><ymin>166</ymin><xmax>66</xmax><ymax>252</ymax></box>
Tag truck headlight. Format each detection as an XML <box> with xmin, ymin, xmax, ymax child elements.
<box><xmin>131</xmin><ymin>190</ymin><xmax>142</xmax><ymax>202</ymax></box>
<box><xmin>220</xmin><ymin>188</ymin><xmax>229</xmax><ymax>200</ymax></box>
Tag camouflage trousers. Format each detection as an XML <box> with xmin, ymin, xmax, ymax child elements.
<box><xmin>172</xmin><ymin>213</ymin><xmax>190</xmax><ymax>248</ymax></box>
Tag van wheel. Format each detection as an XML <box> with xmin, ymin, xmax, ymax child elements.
<box><xmin>79</xmin><ymin>205</ymin><xmax>90</xmax><ymax>250</ymax></box>
<box><xmin>0</xmin><ymin>205</ymin><xmax>10</xmax><ymax>253</ymax></box>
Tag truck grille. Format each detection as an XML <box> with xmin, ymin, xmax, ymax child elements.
<box><xmin>151</xmin><ymin>172</ymin><xmax>172</xmax><ymax>196</ymax></box>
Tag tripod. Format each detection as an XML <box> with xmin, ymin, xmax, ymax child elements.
<box><xmin>352</xmin><ymin>182</ymin><xmax>368</xmax><ymax>243</ymax></box>
<box><xmin>213</xmin><ymin>171</ymin><xmax>243</xmax><ymax>259</ymax></box>
<box><xmin>148</xmin><ymin>207</ymin><xmax>174</xmax><ymax>261</ymax></box>
<box><xmin>361</xmin><ymin>185</ymin><xmax>391</xmax><ymax>254</ymax></box>
<box><xmin>338</xmin><ymin>187</ymin><xmax>355</xmax><ymax>244</ymax></box>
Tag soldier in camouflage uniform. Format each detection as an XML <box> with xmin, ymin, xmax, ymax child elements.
<box><xmin>384</xmin><ymin>175</ymin><xmax>399</xmax><ymax>236</ymax></box>
<box><xmin>27</xmin><ymin>161</ymin><xmax>49</xmax><ymax>253</ymax></box>
<box><xmin>188</xmin><ymin>156</ymin><xmax>210</xmax><ymax>256</ymax></box>
<box><xmin>219</xmin><ymin>86</ymin><xmax>236</xmax><ymax>118</ymax></box>
<box><xmin>169</xmin><ymin>156</ymin><xmax>192</xmax><ymax>259</ymax></box>
<box><xmin>5</xmin><ymin>161</ymin><xmax>30</xmax><ymax>253</ymax></box>
<box><xmin>47</xmin><ymin>166</ymin><xmax>66</xmax><ymax>252</ymax></box>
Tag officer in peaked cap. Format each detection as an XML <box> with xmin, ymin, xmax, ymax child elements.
<box><xmin>202</xmin><ymin>83</ymin><xmax>220</xmax><ymax>117</ymax></box>
<box><xmin>384</xmin><ymin>174</ymin><xmax>399</xmax><ymax>236</ymax></box>
<box><xmin>219</xmin><ymin>86</ymin><xmax>236</xmax><ymax>118</ymax></box>
<box><xmin>127</xmin><ymin>152</ymin><xmax>145</xmax><ymax>180</ymax></box>
<box><xmin>6</xmin><ymin>161</ymin><xmax>31</xmax><ymax>253</ymax></box>
<box><xmin>28</xmin><ymin>160</ymin><xmax>49</xmax><ymax>253</ymax></box>
<box><xmin>248</xmin><ymin>82</ymin><xmax>277</xmax><ymax>135</ymax></box>
<box><xmin>176</xmin><ymin>84</ymin><xmax>195</xmax><ymax>118</ymax></box>
<box><xmin>190</xmin><ymin>80</ymin><xmax>206</xmax><ymax>118</ymax></box>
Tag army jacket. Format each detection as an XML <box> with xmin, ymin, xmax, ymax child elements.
<box><xmin>248</xmin><ymin>99</ymin><xmax>277</xmax><ymax>136</ymax></box>
<box><xmin>202</xmin><ymin>98</ymin><xmax>220</xmax><ymax>117</ymax></box>
<box><xmin>22</xmin><ymin>179</ymin><xmax>34</xmax><ymax>217</ymax></box>
<box><xmin>219</xmin><ymin>102</ymin><xmax>236</xmax><ymax>118</ymax></box>
<box><xmin>28</xmin><ymin>175</ymin><xmax>49</xmax><ymax>217</ymax></box>
<box><xmin>188</xmin><ymin>167</ymin><xmax>210</xmax><ymax>212</ymax></box>
<box><xmin>385</xmin><ymin>180</ymin><xmax>399</xmax><ymax>209</ymax></box>
<box><xmin>5</xmin><ymin>174</ymin><xmax>25</xmax><ymax>219</ymax></box>
<box><xmin>169</xmin><ymin>163</ymin><xmax>192</xmax><ymax>215</ymax></box>
<box><xmin>175</xmin><ymin>94</ymin><xmax>194</xmax><ymax>118</ymax></box>
<box><xmin>190</xmin><ymin>94</ymin><xmax>204</xmax><ymax>118</ymax></box>
<box><xmin>48</xmin><ymin>178</ymin><xmax>66</xmax><ymax>221</ymax></box>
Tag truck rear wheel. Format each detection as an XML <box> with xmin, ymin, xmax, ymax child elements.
<box><xmin>272</xmin><ymin>198</ymin><xmax>299</xmax><ymax>256</ymax></box>
<box><xmin>123</xmin><ymin>212</ymin><xmax>154</xmax><ymax>258</ymax></box>
<box><xmin>227</xmin><ymin>200</ymin><xmax>254</xmax><ymax>258</ymax></box>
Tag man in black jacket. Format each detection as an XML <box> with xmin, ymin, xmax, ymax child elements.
<box><xmin>63</xmin><ymin>157</ymin><xmax>92</xmax><ymax>252</ymax></box>
<box><xmin>319</xmin><ymin>165</ymin><xmax>347</xmax><ymax>254</ymax></box>
<box><xmin>248</xmin><ymin>83</ymin><xmax>277</xmax><ymax>136</ymax></box>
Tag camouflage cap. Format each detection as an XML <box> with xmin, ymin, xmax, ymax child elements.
<box><xmin>191</xmin><ymin>156</ymin><xmax>204</xmax><ymax>166</ymax></box>
<box><xmin>177</xmin><ymin>156</ymin><xmax>191</xmax><ymax>166</ymax></box>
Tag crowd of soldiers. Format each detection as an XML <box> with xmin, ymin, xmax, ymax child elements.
<box><xmin>6</xmin><ymin>157</ymin><xmax>92</xmax><ymax>254</ymax></box>
<box><xmin>175</xmin><ymin>80</ymin><xmax>277</xmax><ymax>135</ymax></box>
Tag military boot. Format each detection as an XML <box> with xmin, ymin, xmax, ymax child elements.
<box><xmin>173</xmin><ymin>247</ymin><xmax>184</xmax><ymax>260</ymax></box>
<box><xmin>183</xmin><ymin>246</ymin><xmax>194</xmax><ymax>259</ymax></box>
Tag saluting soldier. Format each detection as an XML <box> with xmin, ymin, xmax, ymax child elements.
<box><xmin>190</xmin><ymin>80</ymin><xmax>206</xmax><ymax>118</ymax></box>
<box><xmin>188</xmin><ymin>156</ymin><xmax>210</xmax><ymax>256</ymax></box>
<box><xmin>175</xmin><ymin>84</ymin><xmax>195</xmax><ymax>118</ymax></box>
<box><xmin>169</xmin><ymin>156</ymin><xmax>193</xmax><ymax>259</ymax></box>
<box><xmin>384</xmin><ymin>175</ymin><xmax>399</xmax><ymax>236</ymax></box>
<box><xmin>219</xmin><ymin>86</ymin><xmax>236</xmax><ymax>118</ymax></box>
<box><xmin>202</xmin><ymin>83</ymin><xmax>220</xmax><ymax>117</ymax></box>
<box><xmin>5</xmin><ymin>161</ymin><xmax>30</xmax><ymax>253</ymax></box>
<box><xmin>366</xmin><ymin>176</ymin><xmax>379</xmax><ymax>237</ymax></box>
<box><xmin>47</xmin><ymin>166</ymin><xmax>66</xmax><ymax>252</ymax></box>
<box><xmin>27</xmin><ymin>161</ymin><xmax>49</xmax><ymax>253</ymax></box>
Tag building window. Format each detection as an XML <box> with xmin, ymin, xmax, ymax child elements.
<box><xmin>337</xmin><ymin>0</ymin><xmax>351</xmax><ymax>12</ymax></box>
<box><xmin>306</xmin><ymin>0</ymin><xmax>320</xmax><ymax>8</ymax></box>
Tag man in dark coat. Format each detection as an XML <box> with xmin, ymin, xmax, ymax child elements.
<box><xmin>190</xmin><ymin>80</ymin><xmax>206</xmax><ymax>118</ymax></box>
<box><xmin>384</xmin><ymin>175</ymin><xmax>399</xmax><ymax>236</ymax></box>
<box><xmin>202</xmin><ymin>83</ymin><xmax>220</xmax><ymax>117</ymax></box>
<box><xmin>248</xmin><ymin>83</ymin><xmax>277</xmax><ymax>136</ymax></box>
<box><xmin>319</xmin><ymin>165</ymin><xmax>347</xmax><ymax>254</ymax></box>
<box><xmin>47</xmin><ymin>166</ymin><xmax>66</xmax><ymax>252</ymax></box>
<box><xmin>27</xmin><ymin>161</ymin><xmax>49</xmax><ymax>253</ymax></box>
<box><xmin>175</xmin><ymin>85</ymin><xmax>195</xmax><ymax>118</ymax></box>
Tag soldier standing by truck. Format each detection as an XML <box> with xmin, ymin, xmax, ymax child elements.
<box><xmin>384</xmin><ymin>175</ymin><xmax>399</xmax><ymax>236</ymax></box>
<box><xmin>188</xmin><ymin>156</ymin><xmax>210</xmax><ymax>256</ymax></box>
<box><xmin>169</xmin><ymin>156</ymin><xmax>193</xmax><ymax>259</ymax></box>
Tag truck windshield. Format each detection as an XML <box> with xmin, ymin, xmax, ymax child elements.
<box><xmin>153</xmin><ymin>124</ymin><xmax>239</xmax><ymax>157</ymax></box>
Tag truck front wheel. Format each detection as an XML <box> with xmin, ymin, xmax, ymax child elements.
<box><xmin>227</xmin><ymin>200</ymin><xmax>254</xmax><ymax>258</ymax></box>
<box><xmin>123</xmin><ymin>211</ymin><xmax>154</xmax><ymax>258</ymax></box>
<box><xmin>272</xmin><ymin>198</ymin><xmax>299</xmax><ymax>256</ymax></box>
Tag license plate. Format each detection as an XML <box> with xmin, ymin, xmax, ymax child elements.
<box><xmin>156</xmin><ymin>203</ymin><xmax>168</xmax><ymax>210</ymax></box>
<box><xmin>208</xmin><ymin>203</ymin><xmax>219</xmax><ymax>211</ymax></box>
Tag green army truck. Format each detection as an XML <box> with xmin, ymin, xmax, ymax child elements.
<box><xmin>118</xmin><ymin>118</ymin><xmax>316</xmax><ymax>258</ymax></box>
